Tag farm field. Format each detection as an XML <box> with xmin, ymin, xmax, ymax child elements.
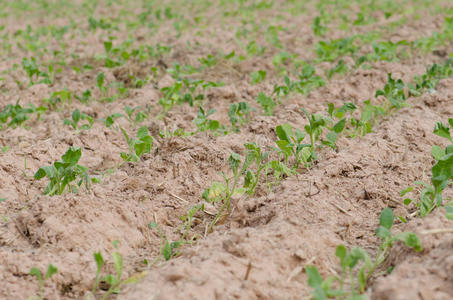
<box><xmin>1</xmin><ymin>0</ymin><xmax>453</xmax><ymax>299</ymax></box>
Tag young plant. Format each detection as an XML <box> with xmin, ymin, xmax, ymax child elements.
<box><xmin>203</xmin><ymin>153</ymin><xmax>252</xmax><ymax>232</ymax></box>
<box><xmin>228</xmin><ymin>102</ymin><xmax>251</xmax><ymax>131</ymax></box>
<box><xmin>28</xmin><ymin>264</ymin><xmax>58</xmax><ymax>300</ymax></box>
<box><xmin>148</xmin><ymin>222</ymin><xmax>182</xmax><ymax>261</ymax></box>
<box><xmin>256</xmin><ymin>92</ymin><xmax>275</xmax><ymax>116</ymax></box>
<box><xmin>324</xmin><ymin>102</ymin><xmax>357</xmax><ymax>148</ymax></box>
<box><xmin>0</xmin><ymin>101</ymin><xmax>46</xmax><ymax>129</ymax></box>
<box><xmin>42</xmin><ymin>89</ymin><xmax>72</xmax><ymax>110</ymax></box>
<box><xmin>349</xmin><ymin>100</ymin><xmax>385</xmax><ymax>137</ymax></box>
<box><xmin>63</xmin><ymin>109</ymin><xmax>93</xmax><ymax>132</ymax></box>
<box><xmin>193</xmin><ymin>107</ymin><xmax>221</xmax><ymax>132</ymax></box>
<box><xmin>34</xmin><ymin>146</ymin><xmax>99</xmax><ymax>195</ymax></box>
<box><xmin>74</xmin><ymin>89</ymin><xmax>92</xmax><ymax>104</ymax></box>
<box><xmin>102</xmin><ymin>112</ymin><xmax>123</xmax><ymax>128</ymax></box>
<box><xmin>124</xmin><ymin>106</ymin><xmax>147</xmax><ymax>126</ymax></box>
<box><xmin>120</xmin><ymin>126</ymin><xmax>153</xmax><ymax>162</ymax></box>
<box><xmin>403</xmin><ymin>119</ymin><xmax>453</xmax><ymax>218</ymax></box>
<box><xmin>375</xmin><ymin>73</ymin><xmax>406</xmax><ymax>111</ymax></box>
<box><xmin>306</xmin><ymin>208</ymin><xmax>422</xmax><ymax>299</ymax></box>
<box><xmin>302</xmin><ymin>108</ymin><xmax>331</xmax><ymax>161</ymax></box>
<box><xmin>250</xmin><ymin>70</ymin><xmax>266</xmax><ymax>85</ymax></box>
<box><xmin>263</xmin><ymin>159</ymin><xmax>294</xmax><ymax>190</ymax></box>
<box><xmin>274</xmin><ymin>123</ymin><xmax>309</xmax><ymax>169</ymax></box>
<box><xmin>96</xmin><ymin>72</ymin><xmax>108</xmax><ymax>96</ymax></box>
<box><xmin>294</xmin><ymin>64</ymin><xmax>325</xmax><ymax>95</ymax></box>
<box><xmin>158</xmin><ymin>81</ymin><xmax>183</xmax><ymax>116</ymax></box>
<box><xmin>243</xmin><ymin>143</ymin><xmax>270</xmax><ymax>196</ymax></box>
<box><xmin>90</xmin><ymin>247</ymin><xmax>145</xmax><ymax>300</ymax></box>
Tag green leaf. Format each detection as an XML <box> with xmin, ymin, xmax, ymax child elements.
<box><xmin>434</xmin><ymin>122</ymin><xmax>452</xmax><ymax>141</ymax></box>
<box><xmin>72</xmin><ymin>109</ymin><xmax>81</xmax><ymax>123</ymax></box>
<box><xmin>34</xmin><ymin>165</ymin><xmax>57</xmax><ymax>180</ymax></box>
<box><xmin>394</xmin><ymin>232</ymin><xmax>422</xmax><ymax>252</ymax></box>
<box><xmin>136</xmin><ymin>126</ymin><xmax>149</xmax><ymax>140</ymax></box>
<box><xmin>208</xmin><ymin>120</ymin><xmax>220</xmax><ymax>131</ymax></box>
<box><xmin>379</xmin><ymin>207</ymin><xmax>394</xmax><ymax>229</ymax></box>
<box><xmin>432</xmin><ymin>145</ymin><xmax>446</xmax><ymax>160</ymax></box>
<box><xmin>94</xmin><ymin>252</ymin><xmax>104</xmax><ymax>271</ymax></box>
<box><xmin>44</xmin><ymin>264</ymin><xmax>58</xmax><ymax>280</ymax></box>
<box><xmin>112</xmin><ymin>252</ymin><xmax>123</xmax><ymax>278</ymax></box>
<box><xmin>29</xmin><ymin>267</ymin><xmax>42</xmax><ymax>281</ymax></box>
<box><xmin>335</xmin><ymin>245</ymin><xmax>347</xmax><ymax>269</ymax></box>
<box><xmin>332</xmin><ymin>118</ymin><xmax>346</xmax><ymax>133</ymax></box>
<box><xmin>229</xmin><ymin>153</ymin><xmax>241</xmax><ymax>175</ymax></box>
<box><xmin>305</xmin><ymin>266</ymin><xmax>323</xmax><ymax>287</ymax></box>
<box><xmin>61</xmin><ymin>147</ymin><xmax>82</xmax><ymax>165</ymax></box>
<box><xmin>147</xmin><ymin>222</ymin><xmax>158</xmax><ymax>229</ymax></box>
<box><xmin>163</xmin><ymin>239</ymin><xmax>172</xmax><ymax>260</ymax></box>
<box><xmin>400</xmin><ymin>186</ymin><xmax>413</xmax><ymax>196</ymax></box>
<box><xmin>276</xmin><ymin>124</ymin><xmax>293</xmax><ymax>142</ymax></box>
<box><xmin>375</xmin><ymin>226</ymin><xmax>391</xmax><ymax>238</ymax></box>
<box><xmin>403</xmin><ymin>198</ymin><xmax>412</xmax><ymax>205</ymax></box>
<box><xmin>244</xmin><ymin>170</ymin><xmax>255</xmax><ymax>188</ymax></box>
<box><xmin>276</xmin><ymin>140</ymin><xmax>292</xmax><ymax>158</ymax></box>
<box><xmin>432</xmin><ymin>153</ymin><xmax>453</xmax><ymax>192</ymax></box>
<box><xmin>445</xmin><ymin>205</ymin><xmax>453</xmax><ymax>220</ymax></box>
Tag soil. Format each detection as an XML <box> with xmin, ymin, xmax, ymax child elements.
<box><xmin>0</xmin><ymin>1</ymin><xmax>453</xmax><ymax>300</ymax></box>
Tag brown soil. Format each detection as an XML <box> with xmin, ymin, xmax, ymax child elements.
<box><xmin>0</xmin><ymin>1</ymin><xmax>453</xmax><ymax>300</ymax></box>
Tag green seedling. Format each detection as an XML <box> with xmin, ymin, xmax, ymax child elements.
<box><xmin>349</xmin><ymin>100</ymin><xmax>385</xmax><ymax>136</ymax></box>
<box><xmin>263</xmin><ymin>160</ymin><xmax>294</xmax><ymax>190</ymax></box>
<box><xmin>90</xmin><ymin>248</ymin><xmax>145</xmax><ymax>300</ymax></box>
<box><xmin>96</xmin><ymin>72</ymin><xmax>108</xmax><ymax>96</ymax></box>
<box><xmin>42</xmin><ymin>89</ymin><xmax>72</xmax><ymax>110</ymax></box>
<box><xmin>404</xmin><ymin>119</ymin><xmax>453</xmax><ymax>218</ymax></box>
<box><xmin>148</xmin><ymin>222</ymin><xmax>182</xmax><ymax>261</ymax></box>
<box><xmin>159</xmin><ymin>128</ymin><xmax>194</xmax><ymax>138</ymax></box>
<box><xmin>272</xmin><ymin>51</ymin><xmax>294</xmax><ymax>72</ymax></box>
<box><xmin>294</xmin><ymin>64</ymin><xmax>325</xmax><ymax>95</ymax></box>
<box><xmin>0</xmin><ymin>101</ymin><xmax>46</xmax><ymax>129</ymax></box>
<box><xmin>256</xmin><ymin>92</ymin><xmax>275</xmax><ymax>116</ymax></box>
<box><xmin>102</xmin><ymin>113</ymin><xmax>123</xmax><ymax>128</ymax></box>
<box><xmin>228</xmin><ymin>102</ymin><xmax>251</xmax><ymax>131</ymax></box>
<box><xmin>375</xmin><ymin>73</ymin><xmax>406</xmax><ymax>110</ymax></box>
<box><xmin>312</xmin><ymin>16</ymin><xmax>327</xmax><ymax>36</ymax></box>
<box><xmin>274</xmin><ymin>123</ymin><xmax>310</xmax><ymax>168</ymax></box>
<box><xmin>158</xmin><ymin>81</ymin><xmax>183</xmax><ymax>115</ymax></box>
<box><xmin>302</xmin><ymin>108</ymin><xmax>331</xmax><ymax>162</ymax></box>
<box><xmin>250</xmin><ymin>70</ymin><xmax>266</xmax><ymax>85</ymax></box>
<box><xmin>326</xmin><ymin>59</ymin><xmax>348</xmax><ymax>79</ymax></box>
<box><xmin>27</xmin><ymin>264</ymin><xmax>58</xmax><ymax>300</ymax></box>
<box><xmin>199</xmin><ymin>54</ymin><xmax>217</xmax><ymax>68</ymax></box>
<box><xmin>180</xmin><ymin>204</ymin><xmax>203</xmax><ymax>241</ymax></box>
<box><xmin>409</xmin><ymin>60</ymin><xmax>453</xmax><ymax>96</ymax></box>
<box><xmin>246</xmin><ymin>40</ymin><xmax>266</xmax><ymax>57</ymax></box>
<box><xmin>34</xmin><ymin>146</ymin><xmax>99</xmax><ymax>195</ymax></box>
<box><xmin>74</xmin><ymin>89</ymin><xmax>92</xmax><ymax>104</ymax></box>
<box><xmin>266</xmin><ymin>25</ymin><xmax>284</xmax><ymax>48</ymax></box>
<box><xmin>273</xmin><ymin>65</ymin><xmax>325</xmax><ymax>97</ymax></box>
<box><xmin>120</xmin><ymin>126</ymin><xmax>153</xmax><ymax>162</ymax></box>
<box><xmin>368</xmin><ymin>40</ymin><xmax>409</xmax><ymax>62</ymax></box>
<box><xmin>63</xmin><ymin>109</ymin><xmax>93</xmax><ymax>132</ymax></box>
<box><xmin>324</xmin><ymin>102</ymin><xmax>357</xmax><ymax>147</ymax></box>
<box><xmin>193</xmin><ymin>107</ymin><xmax>221</xmax><ymax>132</ymax></box>
<box><xmin>203</xmin><ymin>153</ymin><xmax>252</xmax><ymax>233</ymax></box>
<box><xmin>306</xmin><ymin>208</ymin><xmax>421</xmax><ymax>299</ymax></box>
<box><xmin>22</xmin><ymin>57</ymin><xmax>45</xmax><ymax>85</ymax></box>
<box><xmin>243</xmin><ymin>143</ymin><xmax>270</xmax><ymax>195</ymax></box>
<box><xmin>315</xmin><ymin>37</ymin><xmax>357</xmax><ymax>62</ymax></box>
<box><xmin>124</xmin><ymin>106</ymin><xmax>147</xmax><ymax>126</ymax></box>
